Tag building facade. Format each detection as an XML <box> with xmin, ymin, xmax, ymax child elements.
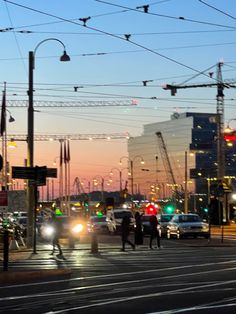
<box><xmin>127</xmin><ymin>112</ymin><xmax>236</xmax><ymax>212</ymax></box>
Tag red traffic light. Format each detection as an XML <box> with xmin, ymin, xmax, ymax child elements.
<box><xmin>145</xmin><ymin>203</ymin><xmax>158</xmax><ymax>215</ymax></box>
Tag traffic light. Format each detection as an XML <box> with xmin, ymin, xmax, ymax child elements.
<box><xmin>55</xmin><ymin>207</ymin><xmax>62</xmax><ymax>216</ymax></box>
<box><xmin>164</xmin><ymin>203</ymin><xmax>175</xmax><ymax>214</ymax></box>
<box><xmin>145</xmin><ymin>203</ymin><xmax>157</xmax><ymax>215</ymax></box>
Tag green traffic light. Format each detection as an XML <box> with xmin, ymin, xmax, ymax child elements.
<box><xmin>165</xmin><ymin>204</ymin><xmax>175</xmax><ymax>213</ymax></box>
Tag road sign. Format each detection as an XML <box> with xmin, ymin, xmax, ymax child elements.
<box><xmin>46</xmin><ymin>168</ymin><xmax>57</xmax><ymax>178</ymax></box>
<box><xmin>12</xmin><ymin>166</ymin><xmax>57</xmax><ymax>186</ymax></box>
<box><xmin>12</xmin><ymin>166</ymin><xmax>36</xmax><ymax>179</ymax></box>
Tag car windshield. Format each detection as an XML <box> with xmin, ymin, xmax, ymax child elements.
<box><xmin>142</xmin><ymin>216</ymin><xmax>152</xmax><ymax>222</ymax></box>
<box><xmin>114</xmin><ymin>211</ymin><xmax>132</xmax><ymax>219</ymax></box>
<box><xmin>179</xmin><ymin>215</ymin><xmax>202</xmax><ymax>223</ymax></box>
<box><xmin>91</xmin><ymin>216</ymin><xmax>106</xmax><ymax>223</ymax></box>
<box><xmin>160</xmin><ymin>215</ymin><xmax>174</xmax><ymax>222</ymax></box>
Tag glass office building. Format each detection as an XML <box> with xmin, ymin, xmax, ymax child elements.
<box><xmin>127</xmin><ymin>112</ymin><xmax>236</xmax><ymax>210</ymax></box>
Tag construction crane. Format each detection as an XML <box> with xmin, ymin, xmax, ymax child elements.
<box><xmin>73</xmin><ymin>177</ymin><xmax>86</xmax><ymax>195</ymax></box>
<box><xmin>6</xmin><ymin>100</ymin><xmax>137</xmax><ymax>108</ymax></box>
<box><xmin>156</xmin><ymin>132</ymin><xmax>179</xmax><ymax>196</ymax></box>
<box><xmin>6</xmin><ymin>132</ymin><xmax>130</xmax><ymax>141</ymax></box>
<box><xmin>163</xmin><ymin>61</ymin><xmax>236</xmax><ymax>180</ymax></box>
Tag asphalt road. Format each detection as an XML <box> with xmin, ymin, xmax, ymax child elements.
<box><xmin>1</xmin><ymin>234</ymin><xmax>236</xmax><ymax>313</ymax></box>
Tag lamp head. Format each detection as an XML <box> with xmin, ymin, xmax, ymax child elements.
<box><xmin>9</xmin><ymin>115</ymin><xmax>15</xmax><ymax>123</ymax></box>
<box><xmin>60</xmin><ymin>50</ymin><xmax>70</xmax><ymax>62</ymax></box>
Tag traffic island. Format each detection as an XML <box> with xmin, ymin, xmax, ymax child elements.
<box><xmin>0</xmin><ymin>269</ymin><xmax>72</xmax><ymax>285</ymax></box>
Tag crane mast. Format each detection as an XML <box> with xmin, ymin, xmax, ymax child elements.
<box><xmin>156</xmin><ymin>132</ymin><xmax>178</xmax><ymax>195</ymax></box>
<box><xmin>163</xmin><ymin>61</ymin><xmax>228</xmax><ymax>180</ymax></box>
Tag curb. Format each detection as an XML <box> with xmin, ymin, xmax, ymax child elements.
<box><xmin>0</xmin><ymin>269</ymin><xmax>72</xmax><ymax>285</ymax></box>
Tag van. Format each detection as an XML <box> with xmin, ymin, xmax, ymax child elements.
<box><xmin>106</xmin><ymin>208</ymin><xmax>135</xmax><ymax>234</ymax></box>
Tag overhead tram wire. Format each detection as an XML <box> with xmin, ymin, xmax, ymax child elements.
<box><xmin>4</xmin><ymin>0</ymin><xmax>235</xmax><ymax>83</ymax></box>
<box><xmin>95</xmin><ymin>0</ymin><xmax>236</xmax><ymax>30</ymax></box>
<box><xmin>198</xmin><ymin>0</ymin><xmax>236</xmax><ymax>21</ymax></box>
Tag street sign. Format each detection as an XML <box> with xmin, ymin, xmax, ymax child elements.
<box><xmin>12</xmin><ymin>166</ymin><xmax>36</xmax><ymax>179</ymax></box>
<box><xmin>46</xmin><ymin>168</ymin><xmax>57</xmax><ymax>178</ymax></box>
<box><xmin>12</xmin><ymin>166</ymin><xmax>58</xmax><ymax>186</ymax></box>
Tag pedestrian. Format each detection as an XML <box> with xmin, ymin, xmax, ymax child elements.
<box><xmin>149</xmin><ymin>215</ymin><xmax>161</xmax><ymax>249</ymax></box>
<box><xmin>121</xmin><ymin>214</ymin><xmax>135</xmax><ymax>251</ymax></box>
<box><xmin>134</xmin><ymin>212</ymin><xmax>143</xmax><ymax>245</ymax></box>
<box><xmin>50</xmin><ymin>213</ymin><xmax>64</xmax><ymax>258</ymax></box>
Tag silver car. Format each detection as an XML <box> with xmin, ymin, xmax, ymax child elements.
<box><xmin>87</xmin><ymin>215</ymin><xmax>109</xmax><ymax>234</ymax></box>
<box><xmin>167</xmin><ymin>214</ymin><xmax>209</xmax><ymax>239</ymax></box>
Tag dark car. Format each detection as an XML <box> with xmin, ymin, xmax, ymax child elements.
<box><xmin>40</xmin><ymin>215</ymin><xmax>85</xmax><ymax>241</ymax></box>
<box><xmin>157</xmin><ymin>214</ymin><xmax>174</xmax><ymax>237</ymax></box>
<box><xmin>141</xmin><ymin>215</ymin><xmax>161</xmax><ymax>236</ymax></box>
<box><xmin>167</xmin><ymin>214</ymin><xmax>209</xmax><ymax>239</ymax></box>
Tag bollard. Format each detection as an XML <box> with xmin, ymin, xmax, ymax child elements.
<box><xmin>68</xmin><ymin>236</ymin><xmax>75</xmax><ymax>249</ymax></box>
<box><xmin>3</xmin><ymin>229</ymin><xmax>9</xmax><ymax>271</ymax></box>
<box><xmin>91</xmin><ymin>232</ymin><xmax>98</xmax><ymax>254</ymax></box>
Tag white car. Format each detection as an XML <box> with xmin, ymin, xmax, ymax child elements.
<box><xmin>167</xmin><ymin>214</ymin><xmax>209</xmax><ymax>239</ymax></box>
<box><xmin>106</xmin><ymin>209</ymin><xmax>135</xmax><ymax>234</ymax></box>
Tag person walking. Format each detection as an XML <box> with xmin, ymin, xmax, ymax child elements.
<box><xmin>134</xmin><ymin>211</ymin><xmax>143</xmax><ymax>245</ymax></box>
<box><xmin>149</xmin><ymin>214</ymin><xmax>161</xmax><ymax>249</ymax></box>
<box><xmin>50</xmin><ymin>213</ymin><xmax>64</xmax><ymax>258</ymax></box>
<box><xmin>121</xmin><ymin>214</ymin><xmax>135</xmax><ymax>251</ymax></box>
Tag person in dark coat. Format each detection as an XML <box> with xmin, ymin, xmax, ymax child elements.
<box><xmin>50</xmin><ymin>213</ymin><xmax>64</xmax><ymax>257</ymax></box>
<box><xmin>134</xmin><ymin>212</ymin><xmax>143</xmax><ymax>245</ymax></box>
<box><xmin>121</xmin><ymin>214</ymin><xmax>135</xmax><ymax>251</ymax></box>
<box><xmin>149</xmin><ymin>215</ymin><xmax>160</xmax><ymax>249</ymax></box>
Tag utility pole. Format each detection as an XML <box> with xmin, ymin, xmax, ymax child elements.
<box><xmin>184</xmin><ymin>151</ymin><xmax>188</xmax><ymax>214</ymax></box>
<box><xmin>216</xmin><ymin>61</ymin><xmax>225</xmax><ymax>180</ymax></box>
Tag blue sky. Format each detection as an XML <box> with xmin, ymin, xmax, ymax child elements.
<box><xmin>1</xmin><ymin>0</ymin><xmax>236</xmax><ymax>191</ymax></box>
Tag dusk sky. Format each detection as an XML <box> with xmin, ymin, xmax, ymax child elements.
<box><xmin>1</xmin><ymin>0</ymin><xmax>236</xmax><ymax>194</ymax></box>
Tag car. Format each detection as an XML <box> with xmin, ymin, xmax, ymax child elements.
<box><xmin>106</xmin><ymin>209</ymin><xmax>135</xmax><ymax>234</ymax></box>
<box><xmin>16</xmin><ymin>216</ymin><xmax>45</xmax><ymax>237</ymax></box>
<box><xmin>166</xmin><ymin>214</ymin><xmax>210</xmax><ymax>239</ymax></box>
<box><xmin>141</xmin><ymin>214</ymin><xmax>161</xmax><ymax>236</ymax></box>
<box><xmin>40</xmin><ymin>215</ymin><xmax>86</xmax><ymax>246</ymax></box>
<box><xmin>87</xmin><ymin>215</ymin><xmax>109</xmax><ymax>233</ymax></box>
<box><xmin>157</xmin><ymin>214</ymin><xmax>175</xmax><ymax>237</ymax></box>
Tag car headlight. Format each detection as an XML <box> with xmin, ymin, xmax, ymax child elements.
<box><xmin>72</xmin><ymin>224</ymin><xmax>84</xmax><ymax>233</ymax></box>
<box><xmin>42</xmin><ymin>225</ymin><xmax>55</xmax><ymax>237</ymax></box>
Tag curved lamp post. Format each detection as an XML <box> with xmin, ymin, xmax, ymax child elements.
<box><xmin>110</xmin><ymin>167</ymin><xmax>128</xmax><ymax>193</ymax></box>
<box><xmin>27</xmin><ymin>38</ymin><xmax>70</xmax><ymax>250</ymax></box>
<box><xmin>119</xmin><ymin>155</ymin><xmax>144</xmax><ymax>200</ymax></box>
<box><xmin>92</xmin><ymin>175</ymin><xmax>112</xmax><ymax>202</ymax></box>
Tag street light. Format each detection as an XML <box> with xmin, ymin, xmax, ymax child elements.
<box><xmin>225</xmin><ymin>118</ymin><xmax>236</xmax><ymax>132</ymax></box>
<box><xmin>27</xmin><ymin>38</ymin><xmax>70</xmax><ymax>250</ymax></box>
<box><xmin>92</xmin><ymin>175</ymin><xmax>112</xmax><ymax>202</ymax></box>
<box><xmin>119</xmin><ymin>155</ymin><xmax>145</xmax><ymax>200</ymax></box>
<box><xmin>110</xmin><ymin>167</ymin><xmax>128</xmax><ymax>193</ymax></box>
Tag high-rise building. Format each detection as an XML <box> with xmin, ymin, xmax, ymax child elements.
<box><xmin>127</xmin><ymin>112</ymin><xmax>236</xmax><ymax>211</ymax></box>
